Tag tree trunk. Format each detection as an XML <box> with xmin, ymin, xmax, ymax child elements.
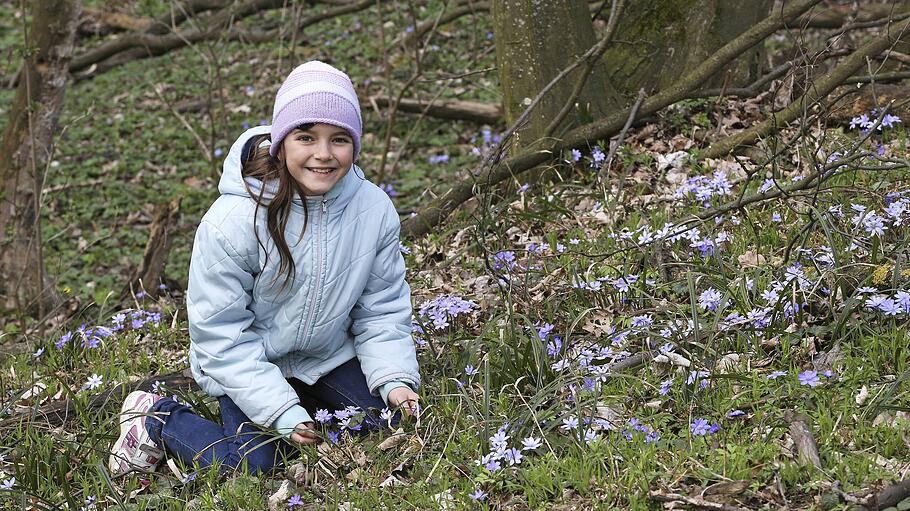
<box><xmin>491</xmin><ymin>0</ymin><xmax>623</xmax><ymax>152</ymax></box>
<box><xmin>602</xmin><ymin>0</ymin><xmax>773</xmax><ymax>95</ymax></box>
<box><xmin>0</xmin><ymin>0</ymin><xmax>80</xmax><ymax>317</ymax></box>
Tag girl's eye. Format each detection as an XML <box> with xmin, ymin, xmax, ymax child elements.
<box><xmin>333</xmin><ymin>138</ymin><xmax>351</xmax><ymax>144</ymax></box>
<box><xmin>296</xmin><ymin>135</ymin><xmax>313</xmax><ymax>141</ymax></box>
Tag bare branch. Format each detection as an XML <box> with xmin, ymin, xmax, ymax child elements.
<box><xmin>701</xmin><ymin>15</ymin><xmax>910</xmax><ymax>160</ymax></box>
<box><xmin>401</xmin><ymin>0</ymin><xmax>824</xmax><ymax>239</ymax></box>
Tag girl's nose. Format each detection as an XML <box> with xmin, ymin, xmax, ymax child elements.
<box><xmin>314</xmin><ymin>141</ymin><xmax>333</xmax><ymax>160</ymax></box>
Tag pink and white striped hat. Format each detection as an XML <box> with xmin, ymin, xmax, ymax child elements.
<box><xmin>269</xmin><ymin>60</ymin><xmax>362</xmax><ymax>159</ymax></box>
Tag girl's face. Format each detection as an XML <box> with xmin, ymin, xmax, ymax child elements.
<box><xmin>278</xmin><ymin>123</ymin><xmax>354</xmax><ymax>196</ymax></box>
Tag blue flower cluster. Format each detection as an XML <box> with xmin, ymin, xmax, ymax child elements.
<box><xmin>673</xmin><ymin>170</ymin><xmax>733</xmax><ymax>207</ymax></box>
<box><xmin>46</xmin><ymin>309</ymin><xmax>162</xmax><ymax>354</ymax></box>
<box><xmin>311</xmin><ymin>404</ymin><xmax>394</xmax><ymax>444</ymax></box>
<box><xmin>416</xmin><ymin>295</ymin><xmax>476</xmax><ymax>332</ymax></box>
<box><xmin>470</xmin><ymin>128</ymin><xmax>502</xmax><ymax>158</ymax></box>
<box><xmin>849</xmin><ymin>111</ymin><xmax>902</xmax><ymax>131</ymax></box>
<box><xmin>475</xmin><ymin>423</ymin><xmax>542</xmax><ymax>474</ymax></box>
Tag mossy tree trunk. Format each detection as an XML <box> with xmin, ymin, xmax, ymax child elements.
<box><xmin>602</xmin><ymin>0</ymin><xmax>773</xmax><ymax>95</ymax></box>
<box><xmin>491</xmin><ymin>0</ymin><xmax>623</xmax><ymax>152</ymax></box>
<box><xmin>0</xmin><ymin>0</ymin><xmax>80</xmax><ymax>317</ymax></box>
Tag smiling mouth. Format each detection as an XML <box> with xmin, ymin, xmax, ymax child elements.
<box><xmin>306</xmin><ymin>167</ymin><xmax>337</xmax><ymax>174</ymax></box>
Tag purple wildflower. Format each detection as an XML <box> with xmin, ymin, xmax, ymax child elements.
<box><xmin>698</xmin><ymin>288</ymin><xmax>722</xmax><ymax>311</ymax></box>
<box><xmin>690</xmin><ymin>418</ymin><xmax>711</xmax><ymax>436</ymax></box>
<box><xmin>798</xmin><ymin>370</ymin><xmax>821</xmax><ymax>387</ymax></box>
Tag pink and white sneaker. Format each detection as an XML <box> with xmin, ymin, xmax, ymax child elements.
<box><xmin>109</xmin><ymin>390</ymin><xmax>165</xmax><ymax>476</ymax></box>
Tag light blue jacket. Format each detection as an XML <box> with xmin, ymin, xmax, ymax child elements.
<box><xmin>187</xmin><ymin>125</ymin><xmax>420</xmax><ymax>432</ymax></box>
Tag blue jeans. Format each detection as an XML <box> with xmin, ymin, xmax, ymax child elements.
<box><xmin>145</xmin><ymin>357</ymin><xmax>391</xmax><ymax>475</ymax></box>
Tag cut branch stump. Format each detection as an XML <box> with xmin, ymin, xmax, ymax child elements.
<box><xmin>125</xmin><ymin>199</ymin><xmax>181</xmax><ymax>299</ymax></box>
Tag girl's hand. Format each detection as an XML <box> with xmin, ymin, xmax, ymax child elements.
<box><xmin>387</xmin><ymin>387</ymin><xmax>420</xmax><ymax>416</ymax></box>
<box><xmin>290</xmin><ymin>422</ymin><xmax>318</xmax><ymax>445</ymax></box>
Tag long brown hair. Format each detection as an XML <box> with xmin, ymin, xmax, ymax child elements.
<box><xmin>241</xmin><ymin>128</ymin><xmax>311</xmax><ymax>293</ymax></box>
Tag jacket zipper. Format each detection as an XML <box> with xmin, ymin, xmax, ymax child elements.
<box><xmin>300</xmin><ymin>198</ymin><xmax>328</xmax><ymax>351</ymax></box>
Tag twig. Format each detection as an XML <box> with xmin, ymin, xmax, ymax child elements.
<box><xmin>846</xmin><ymin>70</ymin><xmax>910</xmax><ymax>84</ymax></box>
<box><xmin>649</xmin><ymin>490</ymin><xmax>749</xmax><ymax>511</ymax></box>
<box><xmin>152</xmin><ymin>83</ymin><xmax>211</xmax><ymax>163</ymax></box>
<box><xmin>687</xmin><ymin>61</ymin><xmax>794</xmax><ymax>99</ymax></box>
<box><xmin>42</xmin><ymin>178</ymin><xmax>107</xmax><ymax>194</ymax></box>
<box><xmin>599</xmin><ymin>87</ymin><xmax>646</xmax><ymax>183</ymax></box>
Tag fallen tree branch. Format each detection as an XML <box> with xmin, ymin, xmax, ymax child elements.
<box><xmin>797</xmin><ymin>3</ymin><xmax>900</xmax><ymax>29</ymax></box>
<box><xmin>71</xmin><ymin>0</ymin><xmax>284</xmax><ymax>74</ymax></box>
<box><xmin>400</xmin><ymin>0</ymin><xmax>824</xmax><ymax>239</ymax></box>
<box><xmin>700</xmin><ymin>15</ymin><xmax>910</xmax><ymax>160</ymax></box>
<box><xmin>863</xmin><ymin>479</ymin><xmax>910</xmax><ymax>510</ymax></box>
<box><xmin>80</xmin><ymin>7</ymin><xmax>153</xmax><ymax>35</ymax></box>
<box><xmin>71</xmin><ymin>0</ymin><xmax>372</xmax><ymax>80</ymax></box>
<box><xmin>847</xmin><ymin>70</ymin><xmax>910</xmax><ymax>84</ymax></box>
<box><xmin>0</xmin><ymin>371</ymin><xmax>197</xmax><ymax>429</ymax></box>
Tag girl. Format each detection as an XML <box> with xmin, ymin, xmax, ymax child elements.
<box><xmin>109</xmin><ymin>61</ymin><xmax>421</xmax><ymax>476</ymax></box>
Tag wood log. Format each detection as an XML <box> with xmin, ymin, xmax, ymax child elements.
<box><xmin>80</xmin><ymin>8</ymin><xmax>153</xmax><ymax>35</ymax></box>
<box><xmin>366</xmin><ymin>96</ymin><xmax>502</xmax><ymax>124</ymax></box>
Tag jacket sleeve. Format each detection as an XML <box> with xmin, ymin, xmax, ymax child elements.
<box><xmin>187</xmin><ymin>220</ymin><xmax>299</xmax><ymax>427</ymax></box>
<box><xmin>350</xmin><ymin>206</ymin><xmax>421</xmax><ymax>395</ymax></box>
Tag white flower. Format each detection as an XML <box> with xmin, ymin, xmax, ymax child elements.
<box><xmin>85</xmin><ymin>374</ymin><xmax>103</xmax><ymax>391</ymax></box>
<box><xmin>521</xmin><ymin>436</ymin><xmax>542</xmax><ymax>450</ymax></box>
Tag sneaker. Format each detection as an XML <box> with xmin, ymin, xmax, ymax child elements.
<box><xmin>109</xmin><ymin>390</ymin><xmax>165</xmax><ymax>476</ymax></box>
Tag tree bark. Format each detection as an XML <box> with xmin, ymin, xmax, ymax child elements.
<box><xmin>602</xmin><ymin>0</ymin><xmax>773</xmax><ymax>95</ymax></box>
<box><xmin>491</xmin><ymin>0</ymin><xmax>622</xmax><ymax>152</ymax></box>
<box><xmin>0</xmin><ymin>0</ymin><xmax>80</xmax><ymax>316</ymax></box>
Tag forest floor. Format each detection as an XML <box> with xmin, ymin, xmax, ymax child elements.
<box><xmin>1</xmin><ymin>0</ymin><xmax>910</xmax><ymax>509</ymax></box>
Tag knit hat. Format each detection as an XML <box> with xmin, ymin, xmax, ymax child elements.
<box><xmin>269</xmin><ymin>61</ymin><xmax>362</xmax><ymax>159</ymax></box>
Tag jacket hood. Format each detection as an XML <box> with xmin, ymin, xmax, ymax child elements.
<box><xmin>218</xmin><ymin>124</ymin><xmax>363</xmax><ymax>208</ymax></box>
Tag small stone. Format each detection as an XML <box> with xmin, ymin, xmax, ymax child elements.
<box><xmin>267</xmin><ymin>479</ymin><xmax>292</xmax><ymax>511</ymax></box>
